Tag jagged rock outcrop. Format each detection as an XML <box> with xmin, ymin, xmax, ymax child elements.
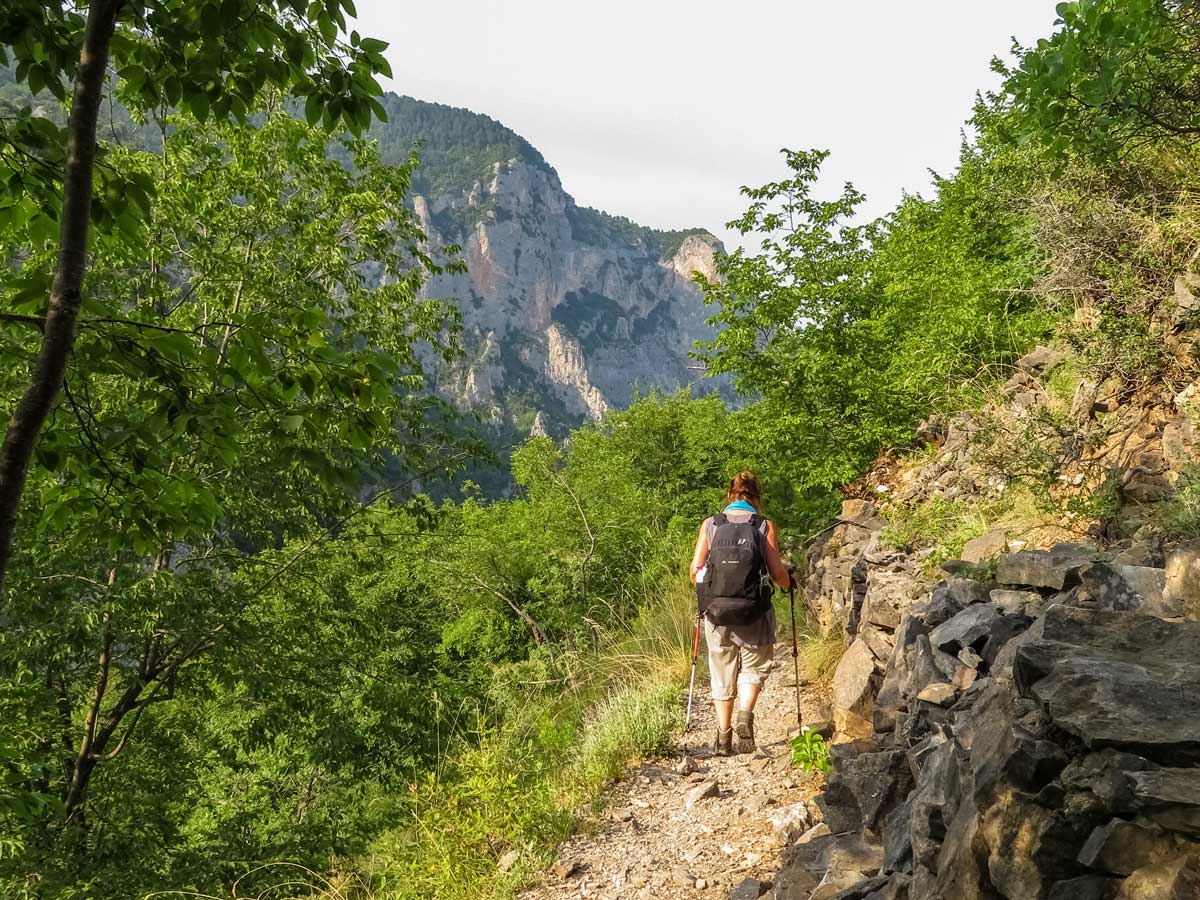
<box><xmin>778</xmin><ymin>523</ymin><xmax>1200</xmax><ymax>900</ymax></box>
<box><xmin>411</xmin><ymin>133</ymin><xmax>723</xmax><ymax>435</ymax></box>
<box><xmin>778</xmin><ymin>328</ymin><xmax>1200</xmax><ymax>897</ymax></box>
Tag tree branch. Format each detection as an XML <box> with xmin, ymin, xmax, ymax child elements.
<box><xmin>0</xmin><ymin>0</ymin><xmax>125</xmax><ymax>600</ymax></box>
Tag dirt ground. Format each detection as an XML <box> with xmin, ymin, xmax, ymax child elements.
<box><xmin>520</xmin><ymin>640</ymin><xmax>831</xmax><ymax>900</ymax></box>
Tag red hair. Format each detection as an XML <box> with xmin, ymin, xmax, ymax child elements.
<box><xmin>724</xmin><ymin>471</ymin><xmax>762</xmax><ymax>508</ymax></box>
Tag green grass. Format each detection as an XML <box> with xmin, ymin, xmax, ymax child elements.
<box><xmin>1153</xmin><ymin>466</ymin><xmax>1200</xmax><ymax>543</ymax></box>
<box><xmin>358</xmin><ymin>578</ymin><xmax>697</xmax><ymax>900</ymax></box>
<box><xmin>774</xmin><ymin>591</ymin><xmax>843</xmax><ymax>685</ymax></box>
<box><xmin>798</xmin><ymin>627</ymin><xmax>845</xmax><ymax>685</ymax></box>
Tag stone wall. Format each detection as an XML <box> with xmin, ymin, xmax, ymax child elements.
<box><xmin>802</xmin><ymin>499</ymin><xmax>930</xmax><ymax>742</ymax></box>
<box><xmin>773</xmin><ymin>536</ymin><xmax>1200</xmax><ymax>900</ymax></box>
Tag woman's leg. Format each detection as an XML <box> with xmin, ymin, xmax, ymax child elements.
<box><xmin>733</xmin><ymin>643</ymin><xmax>774</xmax><ymax>753</ymax></box>
<box><xmin>705</xmin><ymin>621</ymin><xmax>738</xmax><ymax>754</ymax></box>
<box><xmin>714</xmin><ymin>698</ymin><xmax>734</xmax><ymax>731</ymax></box>
<box><xmin>737</xmin><ymin>681</ymin><xmax>763</xmax><ymax>712</ymax></box>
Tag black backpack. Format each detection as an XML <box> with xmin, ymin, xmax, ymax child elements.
<box><xmin>697</xmin><ymin>513</ymin><xmax>772</xmax><ymax>626</ymax></box>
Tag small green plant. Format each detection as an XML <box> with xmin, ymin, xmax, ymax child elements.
<box><xmin>1155</xmin><ymin>466</ymin><xmax>1200</xmax><ymax>542</ymax></box>
<box><xmin>798</xmin><ymin>628</ymin><xmax>845</xmax><ymax>686</ymax></box>
<box><xmin>789</xmin><ymin>728</ymin><xmax>831</xmax><ymax>773</ymax></box>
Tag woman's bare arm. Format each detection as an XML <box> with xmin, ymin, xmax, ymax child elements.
<box><xmin>765</xmin><ymin>520</ymin><xmax>792</xmax><ymax>589</ymax></box>
<box><xmin>690</xmin><ymin>521</ymin><xmax>709</xmax><ymax>585</ymax></box>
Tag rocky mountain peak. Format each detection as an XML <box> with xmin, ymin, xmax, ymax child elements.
<box><xmin>385</xmin><ymin>100</ymin><xmax>724</xmax><ymax>451</ymax></box>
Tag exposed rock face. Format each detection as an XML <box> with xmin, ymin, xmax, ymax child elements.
<box><xmin>781</xmin><ymin>519</ymin><xmax>1200</xmax><ymax>898</ymax></box>
<box><xmin>415</xmin><ymin>151</ymin><xmax>722</xmax><ymax>434</ymax></box>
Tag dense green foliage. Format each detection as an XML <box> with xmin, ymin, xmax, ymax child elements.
<box><xmin>789</xmin><ymin>729</ymin><xmax>830</xmax><ymax>773</ymax></box>
<box><xmin>0</xmin><ymin>0</ymin><xmax>391</xmax><ymax>247</ymax></box>
<box><xmin>695</xmin><ymin>137</ymin><xmax>1048</xmax><ymax>525</ymax></box>
<box><xmin>1002</xmin><ymin>0</ymin><xmax>1200</xmax><ymax>160</ymax></box>
<box><xmin>0</xmin><ymin>106</ymin><xmax>464</xmax><ymax>893</ymax></box>
<box><xmin>367</xmin><ymin>93</ymin><xmax>554</xmax><ymax>198</ymax></box>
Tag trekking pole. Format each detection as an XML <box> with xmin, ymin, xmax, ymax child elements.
<box><xmin>788</xmin><ymin>574</ymin><xmax>803</xmax><ymax>731</ymax></box>
<box><xmin>680</xmin><ymin>613</ymin><xmax>702</xmax><ymax>764</ymax></box>
<box><xmin>686</xmin><ymin>619</ymin><xmax>700</xmax><ymax>744</ymax></box>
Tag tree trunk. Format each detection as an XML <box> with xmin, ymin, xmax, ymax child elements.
<box><xmin>0</xmin><ymin>0</ymin><xmax>124</xmax><ymax>598</ymax></box>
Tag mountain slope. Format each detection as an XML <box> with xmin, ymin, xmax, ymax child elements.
<box><xmin>367</xmin><ymin>95</ymin><xmax>724</xmax><ymax>442</ymax></box>
<box><xmin>0</xmin><ymin>76</ymin><xmax>724</xmax><ymax>460</ymax></box>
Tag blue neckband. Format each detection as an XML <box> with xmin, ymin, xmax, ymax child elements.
<box><xmin>724</xmin><ymin>500</ymin><xmax>757</xmax><ymax>513</ymax></box>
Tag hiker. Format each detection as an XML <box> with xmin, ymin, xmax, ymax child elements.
<box><xmin>690</xmin><ymin>471</ymin><xmax>793</xmax><ymax>756</ymax></box>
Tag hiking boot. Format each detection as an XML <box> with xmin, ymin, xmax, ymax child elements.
<box><xmin>734</xmin><ymin>709</ymin><xmax>755</xmax><ymax>754</ymax></box>
<box><xmin>714</xmin><ymin>727</ymin><xmax>734</xmax><ymax>757</ymax></box>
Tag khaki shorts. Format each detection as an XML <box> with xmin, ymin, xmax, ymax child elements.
<box><xmin>705</xmin><ymin>619</ymin><xmax>774</xmax><ymax>701</ymax></box>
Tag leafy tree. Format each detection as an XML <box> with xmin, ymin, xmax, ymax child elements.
<box><xmin>694</xmin><ymin>149</ymin><xmax>889</xmax><ymax>516</ymax></box>
<box><xmin>1001</xmin><ymin>0</ymin><xmax>1200</xmax><ymax>159</ymax></box>
<box><xmin>696</xmin><ymin>145</ymin><xmax>1045</xmax><ymax>526</ymax></box>
<box><xmin>0</xmin><ymin>0</ymin><xmax>395</xmax><ymax>595</ymax></box>
<box><xmin>0</xmin><ymin>107</ymin><xmax>460</xmax><ymax>882</ymax></box>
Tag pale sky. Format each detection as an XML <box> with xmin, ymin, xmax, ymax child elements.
<box><xmin>351</xmin><ymin>1</ymin><xmax>1060</xmax><ymax>250</ymax></box>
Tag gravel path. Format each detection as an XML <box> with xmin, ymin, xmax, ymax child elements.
<box><xmin>520</xmin><ymin>638</ymin><xmax>830</xmax><ymax>900</ymax></box>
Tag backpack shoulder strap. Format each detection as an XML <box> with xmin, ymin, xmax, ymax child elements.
<box><xmin>749</xmin><ymin>516</ymin><xmax>769</xmax><ymax>570</ymax></box>
<box><xmin>712</xmin><ymin>513</ymin><xmax>728</xmax><ymax>527</ymax></box>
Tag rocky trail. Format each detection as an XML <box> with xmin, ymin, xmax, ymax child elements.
<box><xmin>520</xmin><ymin>641</ymin><xmax>832</xmax><ymax>900</ymax></box>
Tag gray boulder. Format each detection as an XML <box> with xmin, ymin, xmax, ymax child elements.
<box><xmin>1129</xmin><ymin>769</ymin><xmax>1200</xmax><ymax>836</ymax></box>
<box><xmin>996</xmin><ymin>544</ymin><xmax>1098</xmax><ymax>590</ymax></box>
<box><xmin>961</xmin><ymin>529</ymin><xmax>1007</xmax><ymax>564</ymax></box>
<box><xmin>817</xmin><ymin>778</ymin><xmax>865</xmax><ymax>835</ymax></box>
<box><xmin>1074</xmin><ymin>562</ymin><xmax>1177</xmax><ymax>617</ymax></box>
<box><xmin>916</xmin><ymin>683</ymin><xmax>956</xmax><ymax>707</ymax></box>
<box><xmin>842</xmin><ymin>499</ymin><xmax>889</xmax><ymax>531</ymax></box>
<box><xmin>861</xmin><ymin>879</ymin><xmax>908</xmax><ymax>900</ymax></box>
<box><xmin>1059</xmin><ymin>749</ymin><xmax>1158</xmax><ymax>815</ymax></box>
<box><xmin>954</xmin><ymin>681</ymin><xmax>1068</xmax><ymax>793</ymax></box>
<box><xmin>777</xmin><ymin>832</ymin><xmax>884</xmax><ymax>884</ymax></box>
<box><xmin>1164</xmin><ymin>543</ymin><xmax>1200</xmax><ymax>619</ymax></box>
<box><xmin>1077</xmin><ymin>819</ymin><xmax>1187</xmax><ymax>875</ymax></box>
<box><xmin>1114</xmin><ymin>851</ymin><xmax>1200</xmax><ymax>899</ymax></box>
<box><xmin>929</xmin><ymin>603</ymin><xmax>999</xmax><ymax>655</ymax></box>
<box><xmin>836</xmin><ymin>750</ymin><xmax>915</xmax><ymax>835</ymax></box>
<box><xmin>874</xmin><ymin>616</ymin><xmax>927</xmax><ymax>733</ymax></box>
<box><xmin>905</xmin><ymin>634</ymin><xmax>961</xmax><ymax>701</ymax></box>
<box><xmin>1113</xmin><ymin>541</ymin><xmax>1165</xmax><ymax>569</ymax></box>
<box><xmin>729</xmin><ymin>877</ymin><xmax>769</xmax><ymax>899</ymax></box>
<box><xmin>1016</xmin><ymin>345</ymin><xmax>1065</xmax><ymax>375</ymax></box>
<box><xmin>910</xmin><ymin>739</ymin><xmax>963</xmax><ymax>869</ymax></box>
<box><xmin>910</xmin><ymin>578</ymin><xmax>985</xmax><ymax>629</ymax></box>
<box><xmin>978</xmin><ymin>785</ymin><xmax>1099</xmax><ymax>900</ymax></box>
<box><xmin>1047</xmin><ymin>875</ymin><xmax>1123</xmax><ymax>899</ymax></box>
<box><xmin>881</xmin><ymin>795</ymin><xmax>914</xmax><ymax>875</ymax></box>
<box><xmin>861</xmin><ymin>568</ymin><xmax>920</xmax><ymax>631</ymax></box>
<box><xmin>979</xmin><ymin>613</ymin><xmax>1034</xmax><ymax>670</ymax></box>
<box><xmin>1015</xmin><ymin>607</ymin><xmax>1200</xmax><ymax>765</ymax></box>
<box><xmin>825</xmin><ymin>877</ymin><xmax>890</xmax><ymax>900</ymax></box>
<box><xmin>772</xmin><ymin>854</ymin><xmax>820</xmax><ymax>899</ymax></box>
<box><xmin>833</xmin><ymin>638</ymin><xmax>879</xmax><ymax>741</ymax></box>
<box><xmin>990</xmin><ymin>588</ymin><xmax>1043</xmax><ymax>616</ymax></box>
<box><xmin>933</xmin><ymin>795</ymin><xmax>992</xmax><ymax>900</ymax></box>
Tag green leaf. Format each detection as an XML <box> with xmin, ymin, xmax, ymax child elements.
<box><xmin>190</xmin><ymin>91</ymin><xmax>210</xmax><ymax>123</ymax></box>
<box><xmin>304</xmin><ymin>92</ymin><xmax>322</xmax><ymax>125</ymax></box>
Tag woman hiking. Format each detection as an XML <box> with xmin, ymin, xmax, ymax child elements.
<box><xmin>690</xmin><ymin>471</ymin><xmax>793</xmax><ymax>755</ymax></box>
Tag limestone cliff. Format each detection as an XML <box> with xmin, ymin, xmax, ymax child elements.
<box><xmin>382</xmin><ymin>96</ymin><xmax>722</xmax><ymax>442</ymax></box>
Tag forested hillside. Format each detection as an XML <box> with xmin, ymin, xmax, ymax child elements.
<box><xmin>0</xmin><ymin>64</ymin><xmax>725</xmax><ymax>490</ymax></box>
<box><xmin>2</xmin><ymin>1</ymin><xmax>1200</xmax><ymax>899</ymax></box>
